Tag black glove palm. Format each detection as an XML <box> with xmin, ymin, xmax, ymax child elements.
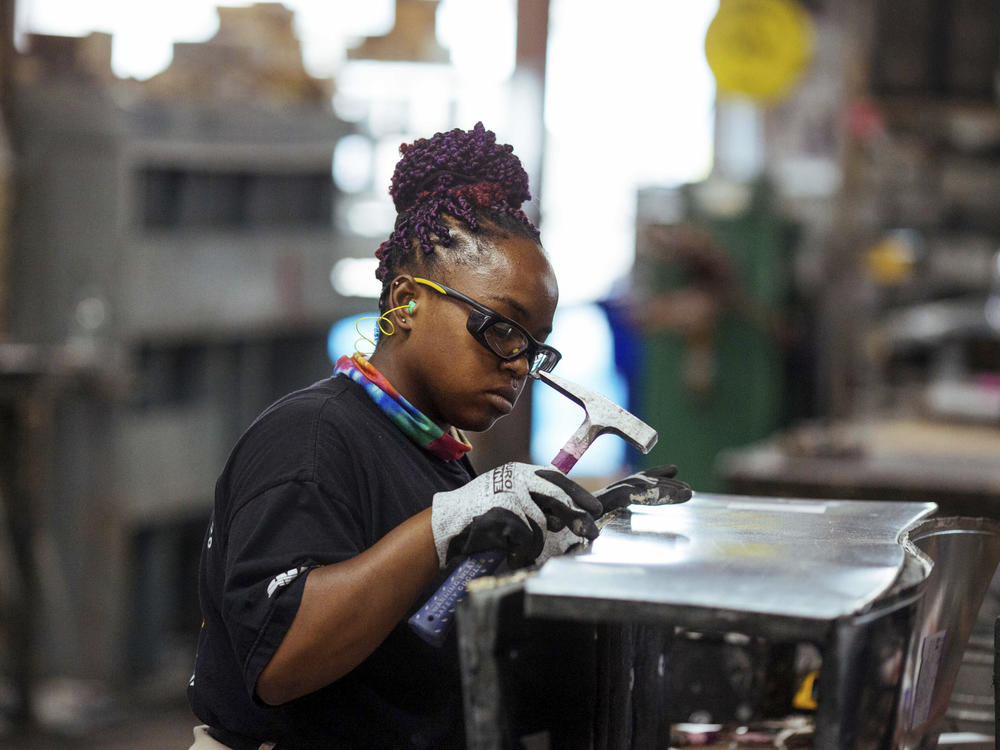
<box><xmin>593</xmin><ymin>464</ymin><xmax>692</xmax><ymax>515</ymax></box>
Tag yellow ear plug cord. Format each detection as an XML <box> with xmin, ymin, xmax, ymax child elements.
<box><xmin>353</xmin><ymin>300</ymin><xmax>416</xmax><ymax>354</ymax></box>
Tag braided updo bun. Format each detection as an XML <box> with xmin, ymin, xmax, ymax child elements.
<box><xmin>374</xmin><ymin>122</ymin><xmax>540</xmax><ymax>309</ymax></box>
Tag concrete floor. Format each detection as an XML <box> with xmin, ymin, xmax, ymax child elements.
<box><xmin>0</xmin><ymin>676</ymin><xmax>197</xmax><ymax>750</ymax></box>
<box><xmin>3</xmin><ymin>702</ymin><xmax>197</xmax><ymax>750</ymax></box>
<box><xmin>9</xmin><ymin>707</ymin><xmax>196</xmax><ymax>749</ymax></box>
<box><xmin>0</xmin><ymin>643</ymin><xmax>199</xmax><ymax>748</ymax></box>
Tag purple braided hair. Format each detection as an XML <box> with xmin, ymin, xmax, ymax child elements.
<box><xmin>374</xmin><ymin>122</ymin><xmax>540</xmax><ymax>305</ymax></box>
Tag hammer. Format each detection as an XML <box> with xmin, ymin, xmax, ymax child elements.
<box><xmin>409</xmin><ymin>370</ymin><xmax>658</xmax><ymax>646</ymax></box>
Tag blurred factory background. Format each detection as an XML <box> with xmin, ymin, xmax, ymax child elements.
<box><xmin>1</xmin><ymin>0</ymin><xmax>1000</xmax><ymax>746</ymax></box>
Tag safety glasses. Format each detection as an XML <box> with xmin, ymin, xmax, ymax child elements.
<box><xmin>413</xmin><ymin>277</ymin><xmax>561</xmax><ymax>375</ymax></box>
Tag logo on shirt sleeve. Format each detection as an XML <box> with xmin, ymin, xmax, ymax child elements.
<box><xmin>267</xmin><ymin>566</ymin><xmax>308</xmax><ymax>598</ymax></box>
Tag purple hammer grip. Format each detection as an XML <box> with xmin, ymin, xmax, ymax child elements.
<box><xmin>551</xmin><ymin>449</ymin><xmax>580</xmax><ymax>473</ymax></box>
<box><xmin>409</xmin><ymin>550</ymin><xmax>505</xmax><ymax>646</ymax></box>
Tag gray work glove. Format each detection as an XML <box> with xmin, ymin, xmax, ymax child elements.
<box><xmin>593</xmin><ymin>464</ymin><xmax>692</xmax><ymax>515</ymax></box>
<box><xmin>431</xmin><ymin>462</ymin><xmax>602</xmax><ymax>569</ymax></box>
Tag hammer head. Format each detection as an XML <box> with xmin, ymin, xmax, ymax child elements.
<box><xmin>535</xmin><ymin>370</ymin><xmax>658</xmax><ymax>472</ymax></box>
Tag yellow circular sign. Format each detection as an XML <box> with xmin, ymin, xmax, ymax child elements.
<box><xmin>705</xmin><ymin>0</ymin><xmax>815</xmax><ymax>102</ymax></box>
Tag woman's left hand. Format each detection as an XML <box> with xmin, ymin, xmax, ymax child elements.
<box><xmin>593</xmin><ymin>464</ymin><xmax>692</xmax><ymax>514</ymax></box>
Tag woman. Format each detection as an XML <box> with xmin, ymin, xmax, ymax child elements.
<box><xmin>187</xmin><ymin>123</ymin><xmax>688</xmax><ymax>749</ymax></box>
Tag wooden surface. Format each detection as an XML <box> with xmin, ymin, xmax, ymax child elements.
<box><xmin>718</xmin><ymin>417</ymin><xmax>1000</xmax><ymax>515</ymax></box>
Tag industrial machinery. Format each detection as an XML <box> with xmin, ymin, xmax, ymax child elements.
<box><xmin>5</xmin><ymin>25</ymin><xmax>368</xmax><ymax>697</ymax></box>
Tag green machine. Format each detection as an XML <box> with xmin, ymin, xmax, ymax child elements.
<box><xmin>623</xmin><ymin>180</ymin><xmax>796</xmax><ymax>492</ymax></box>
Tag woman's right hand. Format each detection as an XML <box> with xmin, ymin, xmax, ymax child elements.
<box><xmin>430</xmin><ymin>462</ymin><xmax>602</xmax><ymax>569</ymax></box>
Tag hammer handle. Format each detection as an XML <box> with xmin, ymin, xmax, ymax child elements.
<box><xmin>408</xmin><ymin>550</ymin><xmax>504</xmax><ymax>646</ymax></box>
<box><xmin>551</xmin><ymin>449</ymin><xmax>580</xmax><ymax>473</ymax></box>
<box><xmin>409</xmin><ymin>451</ymin><xmax>583</xmax><ymax>646</ymax></box>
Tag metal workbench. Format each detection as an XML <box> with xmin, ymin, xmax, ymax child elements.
<box><xmin>718</xmin><ymin>417</ymin><xmax>1000</xmax><ymax>734</ymax></box>
<box><xmin>457</xmin><ymin>494</ymin><xmax>1000</xmax><ymax>749</ymax></box>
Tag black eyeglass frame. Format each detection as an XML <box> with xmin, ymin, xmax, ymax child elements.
<box><xmin>412</xmin><ymin>277</ymin><xmax>562</xmax><ymax>375</ymax></box>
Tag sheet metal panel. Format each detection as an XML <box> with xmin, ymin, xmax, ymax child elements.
<box><xmin>525</xmin><ymin>494</ymin><xmax>937</xmax><ymax>634</ymax></box>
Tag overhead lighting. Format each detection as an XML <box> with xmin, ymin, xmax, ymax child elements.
<box><xmin>330</xmin><ymin>257</ymin><xmax>381</xmax><ymax>298</ymax></box>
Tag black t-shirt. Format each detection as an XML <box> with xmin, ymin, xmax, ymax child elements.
<box><xmin>187</xmin><ymin>375</ymin><xmax>476</xmax><ymax>749</ymax></box>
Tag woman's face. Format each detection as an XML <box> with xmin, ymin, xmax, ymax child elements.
<box><xmin>399</xmin><ymin>232</ymin><xmax>558</xmax><ymax>432</ymax></box>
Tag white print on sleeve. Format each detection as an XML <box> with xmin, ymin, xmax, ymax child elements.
<box><xmin>267</xmin><ymin>567</ymin><xmax>308</xmax><ymax>598</ymax></box>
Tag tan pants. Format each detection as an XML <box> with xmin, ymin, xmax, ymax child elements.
<box><xmin>188</xmin><ymin>725</ymin><xmax>276</xmax><ymax>750</ymax></box>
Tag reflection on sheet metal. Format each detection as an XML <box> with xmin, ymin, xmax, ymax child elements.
<box><xmin>583</xmin><ymin>528</ymin><xmax>690</xmax><ymax>565</ymax></box>
<box><xmin>528</xmin><ymin>494</ymin><xmax>937</xmax><ymax>625</ymax></box>
<box><xmin>725</xmin><ymin>499</ymin><xmax>831</xmax><ymax>514</ymax></box>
